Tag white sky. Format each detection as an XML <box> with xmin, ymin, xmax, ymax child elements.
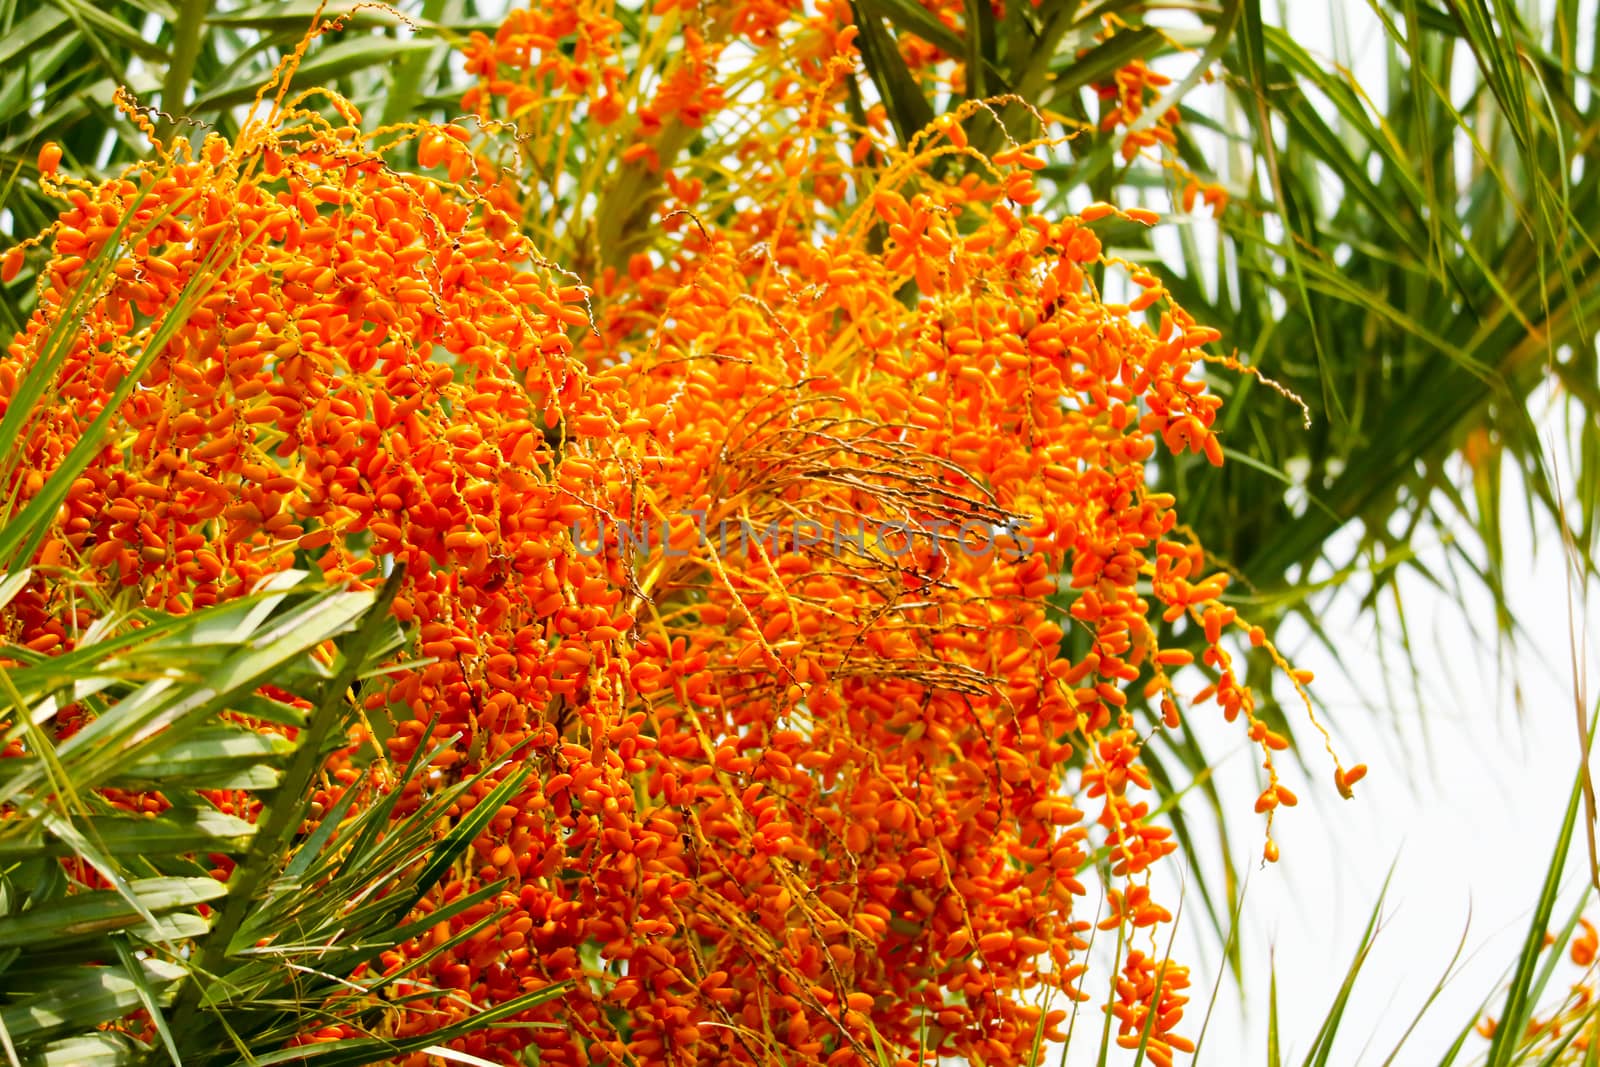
<box><xmin>1110</xmin><ymin>456</ymin><xmax>1599</xmax><ymax>1065</ymax></box>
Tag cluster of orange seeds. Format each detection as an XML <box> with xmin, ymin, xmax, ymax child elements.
<box><xmin>0</xmin><ymin>6</ymin><xmax>1356</xmax><ymax>1066</ymax></box>
<box><xmin>1476</xmin><ymin>919</ymin><xmax>1600</xmax><ymax>1056</ymax></box>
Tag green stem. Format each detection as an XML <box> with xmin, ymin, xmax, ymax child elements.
<box><xmin>157</xmin><ymin>0</ymin><xmax>211</xmax><ymax>140</ymax></box>
<box><xmin>971</xmin><ymin>3</ymin><xmax>1079</xmax><ymax>158</ymax></box>
<box><xmin>593</xmin><ymin>122</ymin><xmax>697</xmax><ymax>272</ymax></box>
<box><xmin>379</xmin><ymin>0</ymin><xmax>448</xmax><ymax>129</ymax></box>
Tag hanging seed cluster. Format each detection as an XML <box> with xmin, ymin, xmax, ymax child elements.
<box><xmin>0</xmin><ymin>6</ymin><xmax>1358</xmax><ymax>1067</ymax></box>
<box><xmin>1477</xmin><ymin>918</ymin><xmax>1600</xmax><ymax>1055</ymax></box>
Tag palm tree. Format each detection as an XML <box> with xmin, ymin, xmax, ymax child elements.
<box><xmin>2</xmin><ymin>0</ymin><xmax>1597</xmax><ymax>1061</ymax></box>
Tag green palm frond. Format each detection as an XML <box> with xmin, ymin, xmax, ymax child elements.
<box><xmin>0</xmin><ymin>566</ymin><xmax>571</xmax><ymax>1066</ymax></box>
